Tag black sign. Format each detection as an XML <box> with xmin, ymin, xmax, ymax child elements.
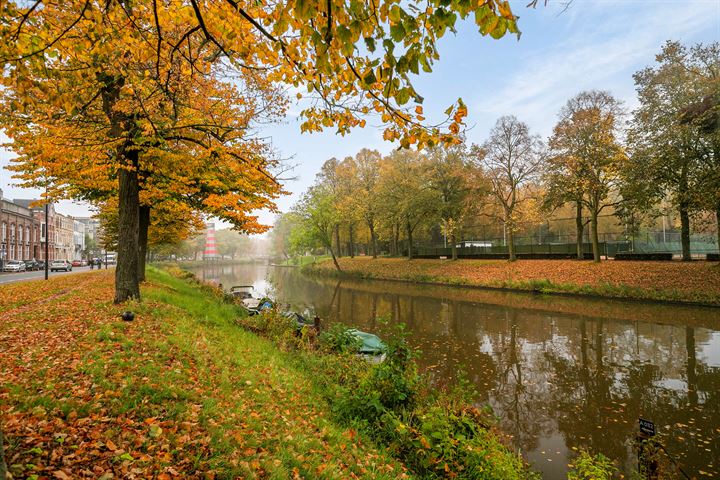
<box><xmin>639</xmin><ymin>418</ymin><xmax>656</xmax><ymax>436</ymax></box>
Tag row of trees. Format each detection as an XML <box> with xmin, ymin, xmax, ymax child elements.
<box><xmin>277</xmin><ymin>41</ymin><xmax>719</xmax><ymax>266</ymax></box>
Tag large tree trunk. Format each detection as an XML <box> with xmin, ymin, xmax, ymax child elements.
<box><xmin>368</xmin><ymin>220</ymin><xmax>377</xmax><ymax>258</ymax></box>
<box><xmin>115</xmin><ymin>149</ymin><xmax>141</xmax><ymax>304</ymax></box>
<box><xmin>138</xmin><ymin>205</ymin><xmax>150</xmax><ymax>282</ymax></box>
<box><xmin>348</xmin><ymin>224</ymin><xmax>354</xmax><ymax>258</ymax></box>
<box><xmin>575</xmin><ymin>200</ymin><xmax>584</xmax><ymax>260</ymax></box>
<box><xmin>590</xmin><ymin>209</ymin><xmax>600</xmax><ymax>262</ymax></box>
<box><xmin>406</xmin><ymin>220</ymin><xmax>414</xmax><ymax>260</ymax></box>
<box><xmin>450</xmin><ymin>232</ymin><xmax>457</xmax><ymax>260</ymax></box>
<box><xmin>679</xmin><ymin>200</ymin><xmax>691</xmax><ymax>261</ymax></box>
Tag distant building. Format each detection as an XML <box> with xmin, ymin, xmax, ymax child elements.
<box><xmin>14</xmin><ymin>198</ymin><xmax>62</xmax><ymax>262</ymax></box>
<box><xmin>73</xmin><ymin>219</ymin><xmax>86</xmax><ymax>260</ymax></box>
<box><xmin>54</xmin><ymin>213</ymin><xmax>74</xmax><ymax>262</ymax></box>
<box><xmin>0</xmin><ymin>189</ymin><xmax>41</xmax><ymax>264</ymax></box>
<box><xmin>75</xmin><ymin>217</ymin><xmax>102</xmax><ymax>244</ymax></box>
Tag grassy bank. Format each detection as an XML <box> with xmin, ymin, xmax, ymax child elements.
<box><xmin>305</xmin><ymin>257</ymin><xmax>720</xmax><ymax>306</ymax></box>
<box><xmin>0</xmin><ymin>268</ymin><xmax>409</xmax><ymax>479</ymax></box>
<box><xmin>275</xmin><ymin>255</ymin><xmax>329</xmax><ymax>267</ymax></box>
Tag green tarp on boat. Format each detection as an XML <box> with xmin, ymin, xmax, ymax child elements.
<box><xmin>347</xmin><ymin>329</ymin><xmax>386</xmax><ymax>355</ymax></box>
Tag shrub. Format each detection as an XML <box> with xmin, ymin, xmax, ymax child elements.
<box><xmin>319</xmin><ymin>323</ymin><xmax>363</xmax><ymax>354</ymax></box>
<box><xmin>333</xmin><ymin>328</ymin><xmax>419</xmax><ymax>421</ymax></box>
<box><xmin>567</xmin><ymin>451</ymin><xmax>617</xmax><ymax>480</ymax></box>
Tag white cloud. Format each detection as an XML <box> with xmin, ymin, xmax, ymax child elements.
<box><xmin>474</xmin><ymin>0</ymin><xmax>720</xmax><ymax>137</ymax></box>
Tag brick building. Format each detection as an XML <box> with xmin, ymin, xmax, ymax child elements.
<box><xmin>13</xmin><ymin>198</ymin><xmax>58</xmax><ymax>262</ymax></box>
<box><xmin>0</xmin><ymin>189</ymin><xmax>41</xmax><ymax>264</ymax></box>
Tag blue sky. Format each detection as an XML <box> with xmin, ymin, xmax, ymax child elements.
<box><xmin>1</xmin><ymin>0</ymin><xmax>719</xmax><ymax>230</ymax></box>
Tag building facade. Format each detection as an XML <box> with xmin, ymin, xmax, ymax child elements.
<box><xmin>54</xmin><ymin>212</ymin><xmax>74</xmax><ymax>262</ymax></box>
<box><xmin>1</xmin><ymin>192</ymin><xmax>40</xmax><ymax>264</ymax></box>
<box><xmin>76</xmin><ymin>217</ymin><xmax>101</xmax><ymax>244</ymax></box>
<box><xmin>73</xmin><ymin>219</ymin><xmax>86</xmax><ymax>261</ymax></box>
<box><xmin>13</xmin><ymin>198</ymin><xmax>58</xmax><ymax>262</ymax></box>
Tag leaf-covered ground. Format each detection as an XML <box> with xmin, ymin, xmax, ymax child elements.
<box><xmin>309</xmin><ymin>257</ymin><xmax>720</xmax><ymax>305</ymax></box>
<box><xmin>0</xmin><ymin>268</ymin><xmax>409</xmax><ymax>479</ymax></box>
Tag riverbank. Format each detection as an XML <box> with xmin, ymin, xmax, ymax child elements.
<box><xmin>0</xmin><ymin>268</ymin><xmax>408</xmax><ymax>479</ymax></box>
<box><xmin>305</xmin><ymin>257</ymin><xmax>720</xmax><ymax>306</ymax></box>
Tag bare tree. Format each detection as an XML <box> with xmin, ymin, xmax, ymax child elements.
<box><xmin>475</xmin><ymin>116</ymin><xmax>544</xmax><ymax>261</ymax></box>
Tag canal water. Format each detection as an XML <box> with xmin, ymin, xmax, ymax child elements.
<box><xmin>188</xmin><ymin>263</ymin><xmax>720</xmax><ymax>479</ymax></box>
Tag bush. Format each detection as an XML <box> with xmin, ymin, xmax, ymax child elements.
<box><xmin>237</xmin><ymin>308</ymin><xmax>316</xmax><ymax>351</ymax></box>
<box><xmin>319</xmin><ymin>323</ymin><xmax>363</xmax><ymax>354</ymax></box>
<box><xmin>567</xmin><ymin>451</ymin><xmax>617</xmax><ymax>480</ymax></box>
<box><xmin>333</xmin><ymin>332</ymin><xmax>419</xmax><ymax>423</ymax></box>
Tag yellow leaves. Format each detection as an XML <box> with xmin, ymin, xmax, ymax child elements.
<box><xmin>497</xmin><ymin>1</ymin><xmax>514</xmax><ymax>19</ymax></box>
<box><xmin>453</xmin><ymin>103</ymin><xmax>468</xmax><ymax>123</ymax></box>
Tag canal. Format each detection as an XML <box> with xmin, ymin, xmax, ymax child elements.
<box><xmin>188</xmin><ymin>263</ymin><xmax>720</xmax><ymax>479</ymax></box>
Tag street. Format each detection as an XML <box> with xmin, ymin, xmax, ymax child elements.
<box><xmin>0</xmin><ymin>265</ymin><xmax>112</xmax><ymax>285</ymax></box>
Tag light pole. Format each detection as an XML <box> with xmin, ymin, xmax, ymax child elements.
<box><xmin>44</xmin><ymin>201</ymin><xmax>49</xmax><ymax>280</ymax></box>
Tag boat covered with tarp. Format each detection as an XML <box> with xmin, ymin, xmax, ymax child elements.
<box><xmin>346</xmin><ymin>329</ymin><xmax>386</xmax><ymax>355</ymax></box>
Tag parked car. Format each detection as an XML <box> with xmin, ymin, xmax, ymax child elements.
<box><xmin>71</xmin><ymin>260</ymin><xmax>82</xmax><ymax>267</ymax></box>
<box><xmin>24</xmin><ymin>260</ymin><xmax>39</xmax><ymax>271</ymax></box>
<box><xmin>3</xmin><ymin>260</ymin><xmax>27</xmax><ymax>272</ymax></box>
<box><xmin>36</xmin><ymin>261</ymin><xmax>46</xmax><ymax>270</ymax></box>
<box><xmin>50</xmin><ymin>260</ymin><xmax>72</xmax><ymax>272</ymax></box>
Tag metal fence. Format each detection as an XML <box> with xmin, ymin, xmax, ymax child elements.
<box><xmin>413</xmin><ymin>230</ymin><xmax>719</xmax><ymax>258</ymax></box>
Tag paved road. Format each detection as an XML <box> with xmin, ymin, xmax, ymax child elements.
<box><xmin>0</xmin><ymin>266</ymin><xmax>113</xmax><ymax>285</ymax></box>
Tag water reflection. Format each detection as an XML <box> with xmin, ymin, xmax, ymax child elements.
<box><xmin>187</xmin><ymin>263</ymin><xmax>720</xmax><ymax>478</ymax></box>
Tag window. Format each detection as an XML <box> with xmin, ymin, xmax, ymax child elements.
<box><xmin>18</xmin><ymin>226</ymin><xmax>23</xmax><ymax>243</ymax></box>
<box><xmin>26</xmin><ymin>226</ymin><xmax>30</xmax><ymax>244</ymax></box>
<box><xmin>1</xmin><ymin>222</ymin><xmax>5</xmax><ymax>242</ymax></box>
<box><xmin>10</xmin><ymin>224</ymin><xmax>15</xmax><ymax>242</ymax></box>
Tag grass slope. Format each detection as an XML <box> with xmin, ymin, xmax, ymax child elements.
<box><xmin>307</xmin><ymin>257</ymin><xmax>720</xmax><ymax>306</ymax></box>
<box><xmin>0</xmin><ymin>268</ymin><xmax>407</xmax><ymax>479</ymax></box>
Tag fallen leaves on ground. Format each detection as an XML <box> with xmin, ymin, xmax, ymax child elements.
<box><xmin>312</xmin><ymin>257</ymin><xmax>720</xmax><ymax>305</ymax></box>
<box><xmin>0</xmin><ymin>269</ymin><xmax>408</xmax><ymax>479</ymax></box>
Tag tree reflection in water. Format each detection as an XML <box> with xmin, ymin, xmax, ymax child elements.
<box><xmin>187</xmin><ymin>264</ymin><xmax>720</xmax><ymax>478</ymax></box>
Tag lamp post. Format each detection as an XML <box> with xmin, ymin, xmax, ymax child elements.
<box><xmin>44</xmin><ymin>202</ymin><xmax>49</xmax><ymax>280</ymax></box>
